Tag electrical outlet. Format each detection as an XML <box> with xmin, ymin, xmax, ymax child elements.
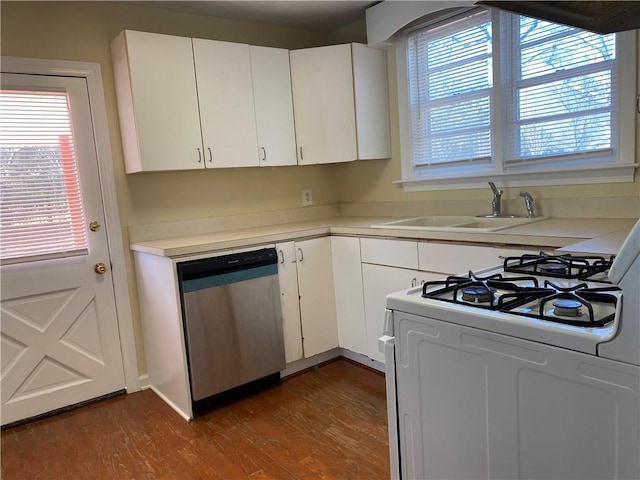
<box><xmin>302</xmin><ymin>189</ymin><xmax>313</xmax><ymax>206</ymax></box>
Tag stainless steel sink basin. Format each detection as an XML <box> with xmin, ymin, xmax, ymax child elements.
<box><xmin>371</xmin><ymin>215</ymin><xmax>545</xmax><ymax>232</ymax></box>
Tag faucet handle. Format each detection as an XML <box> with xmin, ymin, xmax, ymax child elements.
<box><xmin>519</xmin><ymin>191</ymin><xmax>535</xmax><ymax>218</ymax></box>
<box><xmin>489</xmin><ymin>181</ymin><xmax>503</xmax><ymax>196</ymax></box>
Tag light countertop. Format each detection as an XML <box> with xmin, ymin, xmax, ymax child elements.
<box><xmin>130</xmin><ymin>216</ymin><xmax>638</xmax><ymax>258</ymax></box>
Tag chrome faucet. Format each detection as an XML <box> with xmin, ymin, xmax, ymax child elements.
<box><xmin>520</xmin><ymin>191</ymin><xmax>535</xmax><ymax>218</ymax></box>
<box><xmin>488</xmin><ymin>182</ymin><xmax>503</xmax><ymax>216</ymax></box>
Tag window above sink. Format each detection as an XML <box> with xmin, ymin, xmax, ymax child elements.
<box><xmin>394</xmin><ymin>7</ymin><xmax>637</xmax><ymax>191</ymax></box>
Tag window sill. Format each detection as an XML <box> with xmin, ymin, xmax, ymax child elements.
<box><xmin>397</xmin><ymin>163</ymin><xmax>638</xmax><ymax>192</ymax></box>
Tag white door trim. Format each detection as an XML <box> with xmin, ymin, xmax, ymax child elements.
<box><xmin>1</xmin><ymin>56</ymin><xmax>140</xmax><ymax>392</ymax></box>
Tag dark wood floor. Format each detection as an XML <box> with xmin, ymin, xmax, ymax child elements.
<box><xmin>1</xmin><ymin>359</ymin><xmax>390</xmax><ymax>479</ymax></box>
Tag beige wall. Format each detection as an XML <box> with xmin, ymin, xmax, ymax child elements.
<box><xmin>2</xmin><ymin>2</ymin><xmax>638</xmax><ymax>376</ymax></box>
<box><xmin>334</xmin><ymin>45</ymin><xmax>640</xmax><ymax>207</ymax></box>
<box><xmin>1</xmin><ymin>1</ymin><xmax>347</xmax><ymax>228</ymax></box>
<box><xmin>1</xmin><ymin>1</ymin><xmax>359</xmax><ymax>375</ymax></box>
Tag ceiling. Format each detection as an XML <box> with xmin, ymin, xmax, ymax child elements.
<box><xmin>129</xmin><ymin>1</ymin><xmax>380</xmax><ymax>32</ymax></box>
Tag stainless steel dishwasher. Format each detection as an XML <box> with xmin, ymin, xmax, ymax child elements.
<box><xmin>177</xmin><ymin>248</ymin><xmax>285</xmax><ymax>411</ymax></box>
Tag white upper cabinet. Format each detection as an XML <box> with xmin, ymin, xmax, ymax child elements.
<box><xmin>193</xmin><ymin>39</ymin><xmax>259</xmax><ymax>168</ymax></box>
<box><xmin>289</xmin><ymin>43</ymin><xmax>390</xmax><ymax>165</ymax></box>
<box><xmin>250</xmin><ymin>46</ymin><xmax>297</xmax><ymax>167</ymax></box>
<box><xmin>111</xmin><ymin>30</ymin><xmax>204</xmax><ymax>172</ymax></box>
<box><xmin>290</xmin><ymin>44</ymin><xmax>356</xmax><ymax>165</ymax></box>
<box><xmin>112</xmin><ymin>31</ymin><xmax>298</xmax><ymax>172</ymax></box>
<box><xmin>352</xmin><ymin>44</ymin><xmax>391</xmax><ymax>160</ymax></box>
<box><xmin>112</xmin><ymin>31</ymin><xmax>386</xmax><ymax>171</ymax></box>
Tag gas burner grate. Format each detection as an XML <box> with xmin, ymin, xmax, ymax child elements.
<box><xmin>423</xmin><ymin>272</ymin><xmax>545</xmax><ymax>310</ymax></box>
<box><xmin>422</xmin><ymin>271</ymin><xmax>621</xmax><ymax>327</ymax></box>
<box><xmin>532</xmin><ymin>281</ymin><xmax>621</xmax><ymax>327</ymax></box>
<box><xmin>503</xmin><ymin>252</ymin><xmax>614</xmax><ymax>281</ymax></box>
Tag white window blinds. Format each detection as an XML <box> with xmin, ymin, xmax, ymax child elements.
<box><xmin>407</xmin><ymin>10</ymin><xmax>493</xmax><ymax>167</ymax></box>
<box><xmin>404</xmin><ymin>9</ymin><xmax>624</xmax><ymax>184</ymax></box>
<box><xmin>504</xmin><ymin>17</ymin><xmax>616</xmax><ymax>164</ymax></box>
<box><xmin>1</xmin><ymin>89</ymin><xmax>88</xmax><ymax>263</ymax></box>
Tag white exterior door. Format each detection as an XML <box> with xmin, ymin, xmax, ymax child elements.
<box><xmin>1</xmin><ymin>73</ymin><xmax>125</xmax><ymax>425</ymax></box>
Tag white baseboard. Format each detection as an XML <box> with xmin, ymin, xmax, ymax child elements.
<box><xmin>339</xmin><ymin>348</ymin><xmax>385</xmax><ymax>373</ymax></box>
<box><xmin>149</xmin><ymin>385</ymin><xmax>192</xmax><ymax>421</ymax></box>
<box><xmin>280</xmin><ymin>348</ymin><xmax>386</xmax><ymax>378</ymax></box>
<box><xmin>138</xmin><ymin>373</ymin><xmax>151</xmax><ymax>390</ymax></box>
<box><xmin>281</xmin><ymin>348</ymin><xmax>342</xmax><ymax>377</ymax></box>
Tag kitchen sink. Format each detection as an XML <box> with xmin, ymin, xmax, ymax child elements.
<box><xmin>371</xmin><ymin>215</ymin><xmax>545</xmax><ymax>232</ymax></box>
<box><xmin>377</xmin><ymin>215</ymin><xmax>475</xmax><ymax>228</ymax></box>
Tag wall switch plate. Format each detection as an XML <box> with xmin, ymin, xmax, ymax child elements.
<box><xmin>302</xmin><ymin>189</ymin><xmax>313</xmax><ymax>206</ymax></box>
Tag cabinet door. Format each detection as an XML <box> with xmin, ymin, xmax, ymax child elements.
<box><xmin>250</xmin><ymin>46</ymin><xmax>297</xmax><ymax>167</ymax></box>
<box><xmin>111</xmin><ymin>30</ymin><xmax>204</xmax><ymax>172</ymax></box>
<box><xmin>296</xmin><ymin>237</ymin><xmax>339</xmax><ymax>357</ymax></box>
<box><xmin>192</xmin><ymin>39</ymin><xmax>259</xmax><ymax>168</ymax></box>
<box><xmin>331</xmin><ymin>237</ymin><xmax>366</xmax><ymax>355</ymax></box>
<box><xmin>352</xmin><ymin>44</ymin><xmax>391</xmax><ymax>160</ymax></box>
<box><xmin>362</xmin><ymin>263</ymin><xmax>420</xmax><ymax>363</ymax></box>
<box><xmin>275</xmin><ymin>242</ymin><xmax>303</xmax><ymax>363</ymax></box>
<box><xmin>290</xmin><ymin>44</ymin><xmax>357</xmax><ymax>165</ymax></box>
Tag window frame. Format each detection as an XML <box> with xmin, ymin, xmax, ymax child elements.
<box><xmin>395</xmin><ymin>8</ymin><xmax>638</xmax><ymax>191</ymax></box>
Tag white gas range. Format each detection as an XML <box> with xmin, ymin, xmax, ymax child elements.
<box><xmin>381</xmin><ymin>220</ymin><xmax>640</xmax><ymax>480</ymax></box>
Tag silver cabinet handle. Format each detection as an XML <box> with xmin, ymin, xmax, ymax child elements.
<box><xmin>278</xmin><ymin>249</ymin><xmax>284</xmax><ymax>264</ymax></box>
<box><xmin>197</xmin><ymin>147</ymin><xmax>202</xmax><ymax>163</ymax></box>
<box><xmin>411</xmin><ymin>278</ymin><xmax>417</xmax><ymax>287</ymax></box>
<box><xmin>261</xmin><ymin>147</ymin><xmax>267</xmax><ymax>162</ymax></box>
<box><xmin>207</xmin><ymin>147</ymin><xmax>213</xmax><ymax>164</ymax></box>
<box><xmin>297</xmin><ymin>248</ymin><xmax>304</xmax><ymax>262</ymax></box>
<box><xmin>299</xmin><ymin>146</ymin><xmax>304</xmax><ymax>161</ymax></box>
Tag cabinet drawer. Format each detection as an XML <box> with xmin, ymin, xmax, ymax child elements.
<box><xmin>361</xmin><ymin>238</ymin><xmax>418</xmax><ymax>269</ymax></box>
<box><xmin>419</xmin><ymin>243</ymin><xmax>538</xmax><ymax>275</ymax></box>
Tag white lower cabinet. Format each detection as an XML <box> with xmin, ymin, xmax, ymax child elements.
<box><xmin>361</xmin><ymin>237</ymin><xmax>418</xmax><ymax>269</ymax></box>
<box><xmin>276</xmin><ymin>242</ymin><xmax>304</xmax><ymax>363</ymax></box>
<box><xmin>360</xmin><ymin>238</ymin><xmax>535</xmax><ymax>364</ymax></box>
<box><xmin>276</xmin><ymin>237</ymin><xmax>338</xmax><ymax>361</ymax></box>
<box><xmin>360</xmin><ymin>237</ymin><xmax>419</xmax><ymax>363</ymax></box>
<box><xmin>362</xmin><ymin>263</ymin><xmax>441</xmax><ymax>363</ymax></box>
<box><xmin>419</xmin><ymin>242</ymin><xmax>538</xmax><ymax>275</ymax></box>
<box><xmin>331</xmin><ymin>237</ymin><xmax>366</xmax><ymax>356</ymax></box>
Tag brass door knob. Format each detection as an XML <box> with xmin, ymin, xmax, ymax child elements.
<box><xmin>94</xmin><ymin>263</ymin><xmax>107</xmax><ymax>275</ymax></box>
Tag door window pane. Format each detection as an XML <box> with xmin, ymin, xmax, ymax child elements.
<box><xmin>0</xmin><ymin>90</ymin><xmax>88</xmax><ymax>262</ymax></box>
